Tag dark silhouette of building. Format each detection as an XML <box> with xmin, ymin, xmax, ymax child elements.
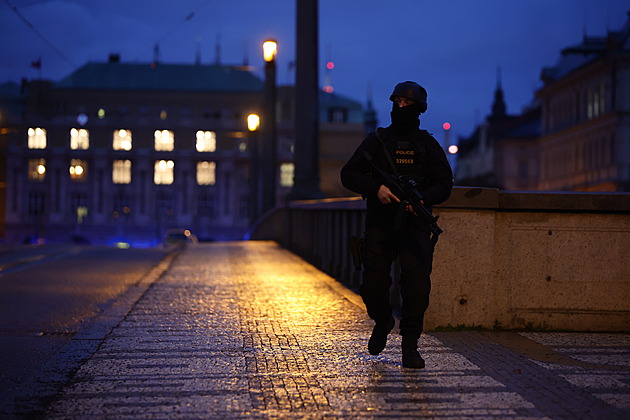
<box><xmin>455</xmin><ymin>75</ymin><xmax>540</xmax><ymax>190</ymax></box>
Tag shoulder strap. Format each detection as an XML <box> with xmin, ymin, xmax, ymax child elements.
<box><xmin>374</xmin><ymin>128</ymin><xmax>400</xmax><ymax>177</ymax></box>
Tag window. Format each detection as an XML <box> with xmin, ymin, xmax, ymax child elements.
<box><xmin>28</xmin><ymin>192</ymin><xmax>45</xmax><ymax>216</ymax></box>
<box><xmin>113</xmin><ymin>129</ymin><xmax>132</xmax><ymax>151</ymax></box>
<box><xmin>197</xmin><ymin>161</ymin><xmax>216</xmax><ymax>185</ymax></box>
<box><xmin>156</xmin><ymin>191</ymin><xmax>174</xmax><ymax>217</ymax></box>
<box><xmin>328</xmin><ymin>108</ymin><xmax>347</xmax><ymax>123</ymax></box>
<box><xmin>112</xmin><ymin>192</ymin><xmax>131</xmax><ymax>218</ymax></box>
<box><xmin>28</xmin><ymin>158</ymin><xmax>46</xmax><ymax>181</ymax></box>
<box><xmin>70</xmin><ymin>159</ymin><xmax>88</xmax><ymax>182</ymax></box>
<box><xmin>196</xmin><ymin>130</ymin><xmax>216</xmax><ymax>152</ymax></box>
<box><xmin>28</xmin><ymin>127</ymin><xmax>46</xmax><ymax>149</ymax></box>
<box><xmin>518</xmin><ymin>161</ymin><xmax>528</xmax><ymax>178</ymax></box>
<box><xmin>70</xmin><ymin>192</ymin><xmax>88</xmax><ymax>222</ymax></box>
<box><xmin>112</xmin><ymin>160</ymin><xmax>132</xmax><ymax>184</ymax></box>
<box><xmin>197</xmin><ymin>194</ymin><xmax>216</xmax><ymax>217</ymax></box>
<box><xmin>154</xmin><ymin>160</ymin><xmax>174</xmax><ymax>185</ymax></box>
<box><xmin>154</xmin><ymin>130</ymin><xmax>174</xmax><ymax>151</ymax></box>
<box><xmin>280</xmin><ymin>162</ymin><xmax>294</xmax><ymax>187</ymax></box>
<box><xmin>70</xmin><ymin>128</ymin><xmax>89</xmax><ymax>150</ymax></box>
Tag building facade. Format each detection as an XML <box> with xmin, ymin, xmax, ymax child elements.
<box><xmin>537</xmin><ymin>12</ymin><xmax>630</xmax><ymax>192</ymax></box>
<box><xmin>456</xmin><ymin>11</ymin><xmax>630</xmax><ymax>193</ymax></box>
<box><xmin>455</xmin><ymin>80</ymin><xmax>541</xmax><ymax>190</ymax></box>
<box><xmin>1</xmin><ymin>56</ymin><xmax>366</xmax><ymax>245</ymax></box>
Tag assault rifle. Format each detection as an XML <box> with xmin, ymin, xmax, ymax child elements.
<box><xmin>364</xmin><ymin>150</ymin><xmax>443</xmax><ymax>240</ymax></box>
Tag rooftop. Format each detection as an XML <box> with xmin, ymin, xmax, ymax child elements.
<box><xmin>55</xmin><ymin>61</ymin><xmax>264</xmax><ymax>92</ymax></box>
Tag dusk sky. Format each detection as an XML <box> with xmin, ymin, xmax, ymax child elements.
<box><xmin>2</xmin><ymin>0</ymin><xmax>629</xmax><ymax>145</ymax></box>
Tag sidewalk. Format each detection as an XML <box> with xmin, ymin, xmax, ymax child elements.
<box><xmin>45</xmin><ymin>242</ymin><xmax>629</xmax><ymax>419</ymax></box>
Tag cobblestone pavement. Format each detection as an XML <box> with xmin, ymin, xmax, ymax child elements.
<box><xmin>45</xmin><ymin>242</ymin><xmax>629</xmax><ymax>419</ymax></box>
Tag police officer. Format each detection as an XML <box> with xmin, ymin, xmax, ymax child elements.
<box><xmin>340</xmin><ymin>81</ymin><xmax>453</xmax><ymax>368</ymax></box>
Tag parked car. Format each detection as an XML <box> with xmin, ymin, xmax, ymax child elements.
<box><xmin>163</xmin><ymin>229</ymin><xmax>198</xmax><ymax>247</ymax></box>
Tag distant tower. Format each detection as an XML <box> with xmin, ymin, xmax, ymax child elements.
<box><xmin>491</xmin><ymin>66</ymin><xmax>506</xmax><ymax>118</ymax></box>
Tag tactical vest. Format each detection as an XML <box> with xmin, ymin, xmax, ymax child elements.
<box><xmin>380</xmin><ymin>130</ymin><xmax>430</xmax><ymax>187</ymax></box>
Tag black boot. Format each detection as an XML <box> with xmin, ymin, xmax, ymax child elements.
<box><xmin>368</xmin><ymin>317</ymin><xmax>395</xmax><ymax>355</ymax></box>
<box><xmin>401</xmin><ymin>336</ymin><xmax>425</xmax><ymax>369</ymax></box>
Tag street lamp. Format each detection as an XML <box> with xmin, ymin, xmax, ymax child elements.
<box><xmin>247</xmin><ymin>113</ymin><xmax>260</xmax><ymax>132</ymax></box>
<box><xmin>261</xmin><ymin>39</ymin><xmax>277</xmax><ymax>214</ymax></box>
<box><xmin>263</xmin><ymin>40</ymin><xmax>277</xmax><ymax>63</ymax></box>
<box><xmin>248</xmin><ymin>113</ymin><xmax>261</xmax><ymax>223</ymax></box>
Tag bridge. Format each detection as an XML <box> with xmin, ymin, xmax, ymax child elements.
<box><xmin>5</xmin><ymin>187</ymin><xmax>630</xmax><ymax>418</ymax></box>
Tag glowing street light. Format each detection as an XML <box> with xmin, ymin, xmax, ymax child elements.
<box><xmin>247</xmin><ymin>113</ymin><xmax>260</xmax><ymax>132</ymax></box>
<box><xmin>263</xmin><ymin>40</ymin><xmax>277</xmax><ymax>63</ymax></box>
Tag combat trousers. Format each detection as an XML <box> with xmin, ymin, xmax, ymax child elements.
<box><xmin>361</xmin><ymin>225</ymin><xmax>433</xmax><ymax>339</ymax></box>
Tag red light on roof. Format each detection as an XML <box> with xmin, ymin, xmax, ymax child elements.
<box><xmin>326</xmin><ymin>61</ymin><xmax>335</xmax><ymax>70</ymax></box>
<box><xmin>442</xmin><ymin>122</ymin><xmax>451</xmax><ymax>130</ymax></box>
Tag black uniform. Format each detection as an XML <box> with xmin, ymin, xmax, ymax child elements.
<box><xmin>340</xmin><ymin>103</ymin><xmax>453</xmax><ymax>341</ymax></box>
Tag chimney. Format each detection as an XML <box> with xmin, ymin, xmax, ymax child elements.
<box><xmin>108</xmin><ymin>53</ymin><xmax>120</xmax><ymax>63</ymax></box>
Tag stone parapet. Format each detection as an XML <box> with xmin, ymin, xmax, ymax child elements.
<box><xmin>250</xmin><ymin>187</ymin><xmax>630</xmax><ymax>331</ymax></box>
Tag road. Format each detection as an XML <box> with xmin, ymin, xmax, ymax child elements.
<box><xmin>0</xmin><ymin>244</ymin><xmax>172</xmax><ymax>417</ymax></box>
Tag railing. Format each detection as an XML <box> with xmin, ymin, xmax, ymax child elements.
<box><xmin>248</xmin><ymin>187</ymin><xmax>630</xmax><ymax>332</ymax></box>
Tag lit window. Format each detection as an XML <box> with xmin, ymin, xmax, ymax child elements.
<box><xmin>197</xmin><ymin>161</ymin><xmax>216</xmax><ymax>185</ymax></box>
<box><xmin>70</xmin><ymin>128</ymin><xmax>89</xmax><ymax>150</ymax></box>
<box><xmin>28</xmin><ymin>158</ymin><xmax>46</xmax><ymax>181</ymax></box>
<box><xmin>154</xmin><ymin>130</ymin><xmax>174</xmax><ymax>151</ymax></box>
<box><xmin>113</xmin><ymin>129</ymin><xmax>132</xmax><ymax>151</ymax></box>
<box><xmin>196</xmin><ymin>130</ymin><xmax>216</xmax><ymax>152</ymax></box>
<box><xmin>280</xmin><ymin>162</ymin><xmax>294</xmax><ymax>187</ymax></box>
<box><xmin>28</xmin><ymin>127</ymin><xmax>47</xmax><ymax>149</ymax></box>
<box><xmin>112</xmin><ymin>160</ymin><xmax>132</xmax><ymax>184</ymax></box>
<box><xmin>154</xmin><ymin>160</ymin><xmax>174</xmax><ymax>185</ymax></box>
<box><xmin>70</xmin><ymin>159</ymin><xmax>88</xmax><ymax>182</ymax></box>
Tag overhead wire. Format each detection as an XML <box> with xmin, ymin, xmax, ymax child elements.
<box><xmin>3</xmin><ymin>0</ymin><xmax>77</xmax><ymax>68</ymax></box>
<box><xmin>132</xmin><ymin>0</ymin><xmax>214</xmax><ymax>62</ymax></box>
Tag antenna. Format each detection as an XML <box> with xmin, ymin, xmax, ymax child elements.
<box><xmin>496</xmin><ymin>65</ymin><xmax>502</xmax><ymax>88</ymax></box>
<box><xmin>242</xmin><ymin>39</ymin><xmax>249</xmax><ymax>66</ymax></box>
<box><xmin>323</xmin><ymin>44</ymin><xmax>333</xmax><ymax>93</ymax></box>
<box><xmin>195</xmin><ymin>35</ymin><xmax>202</xmax><ymax>65</ymax></box>
<box><xmin>215</xmin><ymin>33</ymin><xmax>221</xmax><ymax>65</ymax></box>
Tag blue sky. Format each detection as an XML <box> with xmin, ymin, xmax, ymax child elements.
<box><xmin>2</xmin><ymin>0</ymin><xmax>629</xmax><ymax>145</ymax></box>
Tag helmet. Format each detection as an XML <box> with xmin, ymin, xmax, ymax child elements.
<box><xmin>389</xmin><ymin>81</ymin><xmax>428</xmax><ymax>113</ymax></box>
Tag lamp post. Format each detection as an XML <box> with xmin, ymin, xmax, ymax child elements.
<box><xmin>247</xmin><ymin>113</ymin><xmax>261</xmax><ymax>223</ymax></box>
<box><xmin>261</xmin><ymin>40</ymin><xmax>277</xmax><ymax>214</ymax></box>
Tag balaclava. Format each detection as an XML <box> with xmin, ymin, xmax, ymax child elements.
<box><xmin>390</xmin><ymin>101</ymin><xmax>422</xmax><ymax>135</ymax></box>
